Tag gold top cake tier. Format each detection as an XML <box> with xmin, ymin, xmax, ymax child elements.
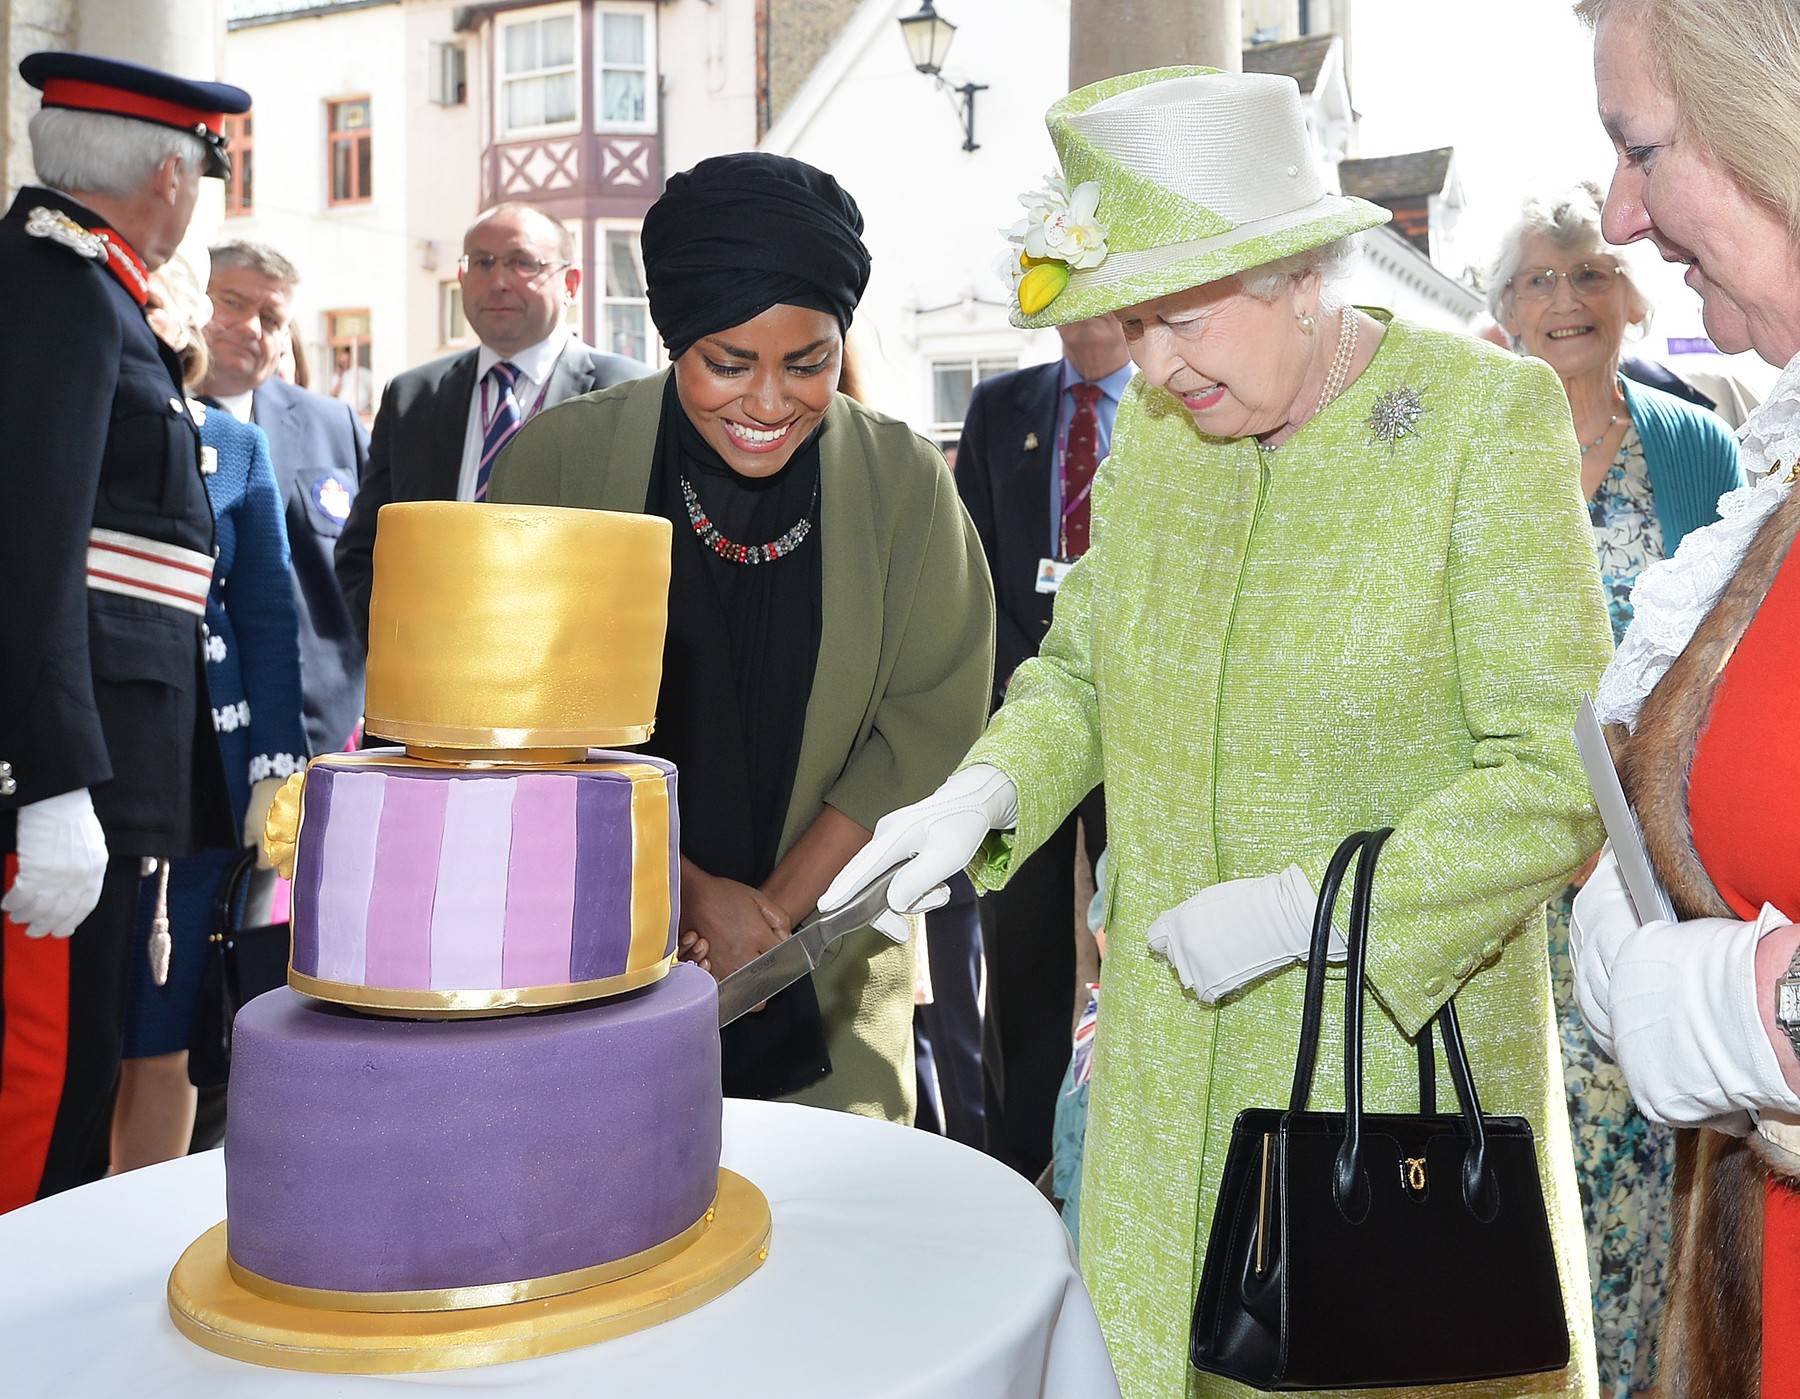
<box><xmin>364</xmin><ymin>502</ymin><xmax>671</xmax><ymax>751</ymax></box>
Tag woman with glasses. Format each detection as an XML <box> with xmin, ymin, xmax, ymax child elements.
<box><xmin>1487</xmin><ymin>184</ymin><xmax>1741</xmax><ymax>1397</ymax></box>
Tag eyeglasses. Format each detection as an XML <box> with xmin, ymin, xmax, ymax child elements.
<box><xmin>1511</xmin><ymin>262</ymin><xmax>1623</xmax><ymax>301</ymax></box>
<box><xmin>457</xmin><ymin>252</ymin><xmax>569</xmax><ymax>282</ymax></box>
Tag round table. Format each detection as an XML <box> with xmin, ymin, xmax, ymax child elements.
<box><xmin>0</xmin><ymin>1099</ymin><xmax>1118</xmax><ymax>1398</ymax></box>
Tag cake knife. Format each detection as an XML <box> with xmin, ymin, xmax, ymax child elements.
<box><xmin>714</xmin><ymin>863</ymin><xmax>911</xmax><ymax>1027</ymax></box>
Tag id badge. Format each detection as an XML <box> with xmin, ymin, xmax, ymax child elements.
<box><xmin>1036</xmin><ymin>558</ymin><xmax>1074</xmax><ymax>594</ymax></box>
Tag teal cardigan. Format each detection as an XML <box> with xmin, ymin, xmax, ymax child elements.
<box><xmin>1621</xmin><ymin>374</ymin><xmax>1744</xmax><ymax>546</ymax></box>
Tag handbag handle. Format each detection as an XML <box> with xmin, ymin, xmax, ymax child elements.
<box><xmin>1332</xmin><ymin>828</ymin><xmax>1498</xmax><ymax>1224</ymax></box>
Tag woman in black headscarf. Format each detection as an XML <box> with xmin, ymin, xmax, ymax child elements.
<box><xmin>490</xmin><ymin>154</ymin><xmax>995</xmax><ymax>1120</ymax></box>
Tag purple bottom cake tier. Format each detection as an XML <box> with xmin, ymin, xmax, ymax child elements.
<box><xmin>224</xmin><ymin>962</ymin><xmax>722</xmax><ymax>1305</ymax></box>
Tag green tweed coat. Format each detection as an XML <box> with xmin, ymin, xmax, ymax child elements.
<box><xmin>966</xmin><ymin>318</ymin><xmax>1611</xmax><ymax>1399</ymax></box>
<box><xmin>490</xmin><ymin>370</ymin><xmax>995</xmax><ymax>1123</ymax></box>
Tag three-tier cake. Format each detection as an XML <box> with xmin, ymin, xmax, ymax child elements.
<box><xmin>167</xmin><ymin>502</ymin><xmax>769</xmax><ymax>1373</ymax></box>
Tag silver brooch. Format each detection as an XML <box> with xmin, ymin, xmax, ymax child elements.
<box><xmin>1369</xmin><ymin>385</ymin><xmax>1424</xmax><ymax>447</ymax></box>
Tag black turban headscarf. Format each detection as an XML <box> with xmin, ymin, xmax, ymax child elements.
<box><xmin>636</xmin><ymin>154</ymin><xmax>871</xmax><ymax>1102</ymax></box>
<box><xmin>641</xmin><ymin>152</ymin><xmax>872</xmax><ymax>359</ymax></box>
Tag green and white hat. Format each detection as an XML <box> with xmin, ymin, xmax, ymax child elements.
<box><xmin>1003</xmin><ymin>66</ymin><xmax>1392</xmax><ymax>328</ymax></box>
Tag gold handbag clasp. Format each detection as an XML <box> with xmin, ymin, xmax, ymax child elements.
<box><xmin>1401</xmin><ymin>1155</ymin><xmax>1428</xmax><ymax>1199</ymax></box>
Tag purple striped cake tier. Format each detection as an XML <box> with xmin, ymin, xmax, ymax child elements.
<box><xmin>288</xmin><ymin>749</ymin><xmax>679</xmax><ymax>1014</ymax></box>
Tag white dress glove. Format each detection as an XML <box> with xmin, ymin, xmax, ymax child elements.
<box><xmin>1145</xmin><ymin>865</ymin><xmax>1338</xmax><ymax>1003</ymax></box>
<box><xmin>242</xmin><ymin>776</ymin><xmax>284</xmax><ymax>869</ymax></box>
<box><xmin>2</xmin><ymin>788</ymin><xmax>109</xmax><ymax>939</ymax></box>
<box><xmin>1569</xmin><ymin>848</ymin><xmax>1636</xmax><ymax>1059</ymax></box>
<box><xmin>1584</xmin><ymin>899</ymin><xmax>1800</xmax><ymax>1133</ymax></box>
<box><xmin>819</xmin><ymin>765</ymin><xmax>1018</xmax><ymax>940</ymax></box>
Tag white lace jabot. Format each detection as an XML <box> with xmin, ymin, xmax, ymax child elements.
<box><xmin>1593</xmin><ymin>350</ymin><xmax>1800</xmax><ymax>729</ymax></box>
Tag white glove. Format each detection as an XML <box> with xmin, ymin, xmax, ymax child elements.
<box><xmin>819</xmin><ymin>765</ymin><xmax>1018</xmax><ymax>940</ymax></box>
<box><xmin>2</xmin><ymin>788</ymin><xmax>109</xmax><ymax>938</ymax></box>
<box><xmin>1145</xmin><ymin>865</ymin><xmax>1339</xmax><ymax>1003</ymax></box>
<box><xmin>242</xmin><ymin>776</ymin><xmax>284</xmax><ymax>869</ymax></box>
<box><xmin>1569</xmin><ymin>848</ymin><xmax>1636</xmax><ymax>1059</ymax></box>
<box><xmin>1598</xmin><ymin>904</ymin><xmax>1800</xmax><ymax>1132</ymax></box>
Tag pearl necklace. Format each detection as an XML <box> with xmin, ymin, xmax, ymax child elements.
<box><xmin>1314</xmin><ymin>304</ymin><xmax>1358</xmax><ymax>419</ymax></box>
<box><xmin>681</xmin><ymin>475</ymin><xmax>817</xmax><ymax>565</ymax></box>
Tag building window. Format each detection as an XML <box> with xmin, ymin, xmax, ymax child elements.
<box><xmin>440</xmin><ymin>282</ymin><xmax>470</xmax><ymax>347</ymax></box>
<box><xmin>599</xmin><ymin>227</ymin><xmax>650</xmax><ymax>363</ymax></box>
<box><xmin>499</xmin><ymin>6</ymin><xmax>580</xmax><ymax>139</ymax></box>
<box><xmin>430</xmin><ymin>42</ymin><xmax>468</xmax><ymax>106</ymax></box>
<box><xmin>326</xmin><ymin>310</ymin><xmax>374</xmax><ymax>417</ymax></box>
<box><xmin>929</xmin><ymin>356</ymin><xmax>1018</xmax><ymax>466</ymax></box>
<box><xmin>222</xmin><ymin>112</ymin><xmax>253</xmax><ymax>216</ymax></box>
<box><xmin>327</xmin><ymin>98</ymin><xmax>373</xmax><ymax>205</ymax></box>
<box><xmin>596</xmin><ymin>4</ymin><xmax>655</xmax><ymax>132</ymax></box>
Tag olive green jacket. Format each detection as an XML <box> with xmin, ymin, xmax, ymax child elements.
<box><xmin>490</xmin><ymin>370</ymin><xmax>995</xmax><ymax>1122</ymax></box>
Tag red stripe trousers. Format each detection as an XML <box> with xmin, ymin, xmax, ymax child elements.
<box><xmin>0</xmin><ymin>855</ymin><xmax>139</xmax><ymax>1212</ymax></box>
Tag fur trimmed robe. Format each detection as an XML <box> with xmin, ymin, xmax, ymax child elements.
<box><xmin>1613</xmin><ymin>484</ymin><xmax>1800</xmax><ymax>1398</ymax></box>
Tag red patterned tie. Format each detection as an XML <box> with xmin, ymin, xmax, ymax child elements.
<box><xmin>1061</xmin><ymin>382</ymin><xmax>1102</xmax><ymax>559</ymax></box>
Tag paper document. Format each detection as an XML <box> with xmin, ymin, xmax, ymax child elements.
<box><xmin>1574</xmin><ymin>697</ymin><xmax>1676</xmax><ymax>925</ymax></box>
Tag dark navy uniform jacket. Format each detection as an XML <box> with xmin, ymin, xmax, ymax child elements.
<box><xmin>0</xmin><ymin>186</ymin><xmax>231</xmax><ymax>857</ymax></box>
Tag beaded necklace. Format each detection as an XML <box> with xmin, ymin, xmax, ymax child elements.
<box><xmin>681</xmin><ymin>475</ymin><xmax>817</xmax><ymax>565</ymax></box>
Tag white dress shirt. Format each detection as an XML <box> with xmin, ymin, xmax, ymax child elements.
<box><xmin>454</xmin><ymin>326</ymin><xmax>573</xmax><ymax>502</ymax></box>
<box><xmin>213</xmin><ymin>388</ymin><xmax>255</xmax><ymax>424</ymax></box>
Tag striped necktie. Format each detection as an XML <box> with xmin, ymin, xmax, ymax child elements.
<box><xmin>474</xmin><ymin>360</ymin><xmax>523</xmax><ymax>502</ymax></box>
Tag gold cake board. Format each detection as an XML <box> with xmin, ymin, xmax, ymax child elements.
<box><xmin>167</xmin><ymin>1168</ymin><xmax>770</xmax><ymax>1375</ymax></box>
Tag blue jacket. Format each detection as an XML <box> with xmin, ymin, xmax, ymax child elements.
<box><xmin>1621</xmin><ymin>374</ymin><xmax>1744</xmax><ymax>547</ymax></box>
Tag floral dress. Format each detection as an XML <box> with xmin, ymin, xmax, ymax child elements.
<box><xmin>1545</xmin><ymin>421</ymin><xmax>1673</xmax><ymax>1398</ymax></box>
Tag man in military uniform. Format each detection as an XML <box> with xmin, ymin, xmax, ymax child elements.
<box><xmin>0</xmin><ymin>53</ymin><xmax>247</xmax><ymax>1210</ymax></box>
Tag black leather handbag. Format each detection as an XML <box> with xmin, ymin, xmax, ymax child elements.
<box><xmin>188</xmin><ymin>848</ymin><xmax>290</xmax><ymax>1091</ymax></box>
<box><xmin>1189</xmin><ymin>829</ymin><xmax>1571</xmax><ymax>1391</ymax></box>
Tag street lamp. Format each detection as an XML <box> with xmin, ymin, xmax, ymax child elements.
<box><xmin>898</xmin><ymin>1</ymin><xmax>987</xmax><ymax>152</ymax></box>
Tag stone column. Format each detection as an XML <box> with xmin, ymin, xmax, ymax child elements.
<box><xmin>4</xmin><ymin>0</ymin><xmax>231</xmax><ymax>261</ymax></box>
<box><xmin>1069</xmin><ymin>0</ymin><xmax>1242</xmax><ymax>88</ymax></box>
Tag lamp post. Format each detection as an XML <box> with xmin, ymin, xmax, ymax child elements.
<box><xmin>898</xmin><ymin>1</ymin><xmax>987</xmax><ymax>153</ymax></box>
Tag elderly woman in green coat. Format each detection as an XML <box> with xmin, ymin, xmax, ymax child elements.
<box><xmin>491</xmin><ymin>153</ymin><xmax>993</xmax><ymax>1123</ymax></box>
<box><xmin>825</xmin><ymin>68</ymin><xmax>1612</xmax><ymax>1397</ymax></box>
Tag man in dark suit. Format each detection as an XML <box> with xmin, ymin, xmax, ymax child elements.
<box><xmin>335</xmin><ymin>203</ymin><xmax>649</xmax><ymax>643</ymax></box>
<box><xmin>953</xmin><ymin>314</ymin><xmax>1130</xmax><ymax>1179</ymax></box>
<box><xmin>200</xmin><ymin>241</ymin><xmax>368</xmax><ymax>756</ymax></box>
<box><xmin>0</xmin><ymin>53</ymin><xmax>242</xmax><ymax>1208</ymax></box>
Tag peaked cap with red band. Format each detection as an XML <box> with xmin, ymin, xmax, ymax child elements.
<box><xmin>20</xmin><ymin>51</ymin><xmax>250</xmax><ymax>180</ymax></box>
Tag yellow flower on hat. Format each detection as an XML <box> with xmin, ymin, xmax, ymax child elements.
<box><xmin>261</xmin><ymin>769</ymin><xmax>307</xmax><ymax>881</ymax></box>
<box><xmin>1001</xmin><ymin>174</ymin><xmax>1109</xmax><ymax>314</ymax></box>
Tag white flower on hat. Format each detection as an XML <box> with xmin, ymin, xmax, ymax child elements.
<box><xmin>1008</xmin><ymin>176</ymin><xmax>1109</xmax><ymax>272</ymax></box>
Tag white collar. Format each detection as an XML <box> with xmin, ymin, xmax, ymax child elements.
<box><xmin>214</xmin><ymin>388</ymin><xmax>255</xmax><ymax>424</ymax></box>
<box><xmin>476</xmin><ymin>326</ymin><xmax>571</xmax><ymax>387</ymax></box>
<box><xmin>1594</xmin><ymin>347</ymin><xmax>1799</xmax><ymax>729</ymax></box>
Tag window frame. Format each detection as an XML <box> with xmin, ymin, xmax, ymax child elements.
<box><xmin>927</xmin><ymin>354</ymin><xmax>1019</xmax><ymax>445</ymax></box>
<box><xmin>326</xmin><ymin>97</ymin><xmax>373</xmax><ymax>207</ymax></box>
<box><xmin>222</xmin><ymin>111</ymin><xmax>253</xmax><ymax>216</ymax></box>
<box><xmin>496</xmin><ymin>2</ymin><xmax>584</xmax><ymax>142</ymax></box>
<box><xmin>440</xmin><ymin>280</ymin><xmax>471</xmax><ymax>349</ymax></box>
<box><xmin>325</xmin><ymin>309</ymin><xmax>375</xmax><ymax>420</ymax></box>
<box><xmin>594</xmin><ymin>1</ymin><xmax>657</xmax><ymax>135</ymax></box>
<box><xmin>595</xmin><ymin>220</ymin><xmax>655</xmax><ymax>366</ymax></box>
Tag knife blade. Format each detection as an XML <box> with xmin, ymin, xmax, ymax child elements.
<box><xmin>714</xmin><ymin>862</ymin><xmax>910</xmax><ymax>1028</ymax></box>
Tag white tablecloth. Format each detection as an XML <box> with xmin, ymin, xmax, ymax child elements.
<box><xmin>0</xmin><ymin>1099</ymin><xmax>1118</xmax><ymax>1398</ymax></box>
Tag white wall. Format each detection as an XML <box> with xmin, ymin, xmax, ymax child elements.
<box><xmin>658</xmin><ymin>0</ymin><xmax>759</xmax><ymax>176</ymax></box>
<box><xmin>220</xmin><ymin>0</ymin><xmax>479</xmax><ymax>404</ymax></box>
<box><xmin>764</xmin><ymin>0</ymin><xmax>1068</xmax><ymax>431</ymax></box>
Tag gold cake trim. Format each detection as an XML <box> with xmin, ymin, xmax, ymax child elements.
<box><xmin>168</xmin><ymin>1169</ymin><xmax>771</xmax><ymax>1375</ymax></box>
<box><xmin>289</xmin><ymin>953</ymin><xmax>674</xmax><ymax>1018</ymax></box>
<box><xmin>226</xmin><ymin>1198</ymin><xmax>716</xmax><ymax>1312</ymax></box>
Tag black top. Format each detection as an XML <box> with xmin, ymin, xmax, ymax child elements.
<box><xmin>642</xmin><ymin>375</ymin><xmax>828</xmax><ymax>1099</ymax></box>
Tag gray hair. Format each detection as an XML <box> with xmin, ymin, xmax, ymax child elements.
<box><xmin>28</xmin><ymin>107</ymin><xmax>207</xmax><ymax>199</ymax></box>
<box><xmin>209</xmin><ymin>239</ymin><xmax>301</xmax><ymax>290</ymax></box>
<box><xmin>1484</xmin><ymin>183</ymin><xmax>1652</xmax><ymax>326</ymax></box>
<box><xmin>1238</xmin><ymin>235</ymin><xmax>1362</xmax><ymax>300</ymax></box>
